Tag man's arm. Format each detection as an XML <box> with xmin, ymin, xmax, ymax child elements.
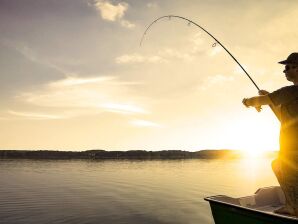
<box><xmin>243</xmin><ymin>93</ymin><xmax>281</xmax><ymax>121</ymax></box>
<box><xmin>243</xmin><ymin>95</ymin><xmax>271</xmax><ymax>107</ymax></box>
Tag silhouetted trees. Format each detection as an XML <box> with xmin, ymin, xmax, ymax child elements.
<box><xmin>0</xmin><ymin>149</ymin><xmax>277</xmax><ymax>160</ymax></box>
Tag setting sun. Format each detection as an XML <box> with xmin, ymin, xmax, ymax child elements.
<box><xmin>222</xmin><ymin>110</ymin><xmax>280</xmax><ymax>154</ymax></box>
<box><xmin>242</xmin><ymin>148</ymin><xmax>266</xmax><ymax>158</ymax></box>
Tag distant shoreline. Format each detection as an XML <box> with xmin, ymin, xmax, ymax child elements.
<box><xmin>0</xmin><ymin>149</ymin><xmax>278</xmax><ymax>160</ymax></box>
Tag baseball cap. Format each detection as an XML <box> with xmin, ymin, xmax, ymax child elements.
<box><xmin>278</xmin><ymin>52</ymin><xmax>298</xmax><ymax>65</ymax></box>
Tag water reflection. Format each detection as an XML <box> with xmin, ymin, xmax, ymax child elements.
<box><xmin>0</xmin><ymin>158</ymin><xmax>278</xmax><ymax>224</ymax></box>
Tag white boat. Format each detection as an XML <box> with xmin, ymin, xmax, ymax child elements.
<box><xmin>205</xmin><ymin>186</ymin><xmax>297</xmax><ymax>224</ymax></box>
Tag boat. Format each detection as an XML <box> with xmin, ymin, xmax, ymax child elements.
<box><xmin>205</xmin><ymin>186</ymin><xmax>298</xmax><ymax>224</ymax></box>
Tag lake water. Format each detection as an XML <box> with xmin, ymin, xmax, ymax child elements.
<box><xmin>0</xmin><ymin>158</ymin><xmax>278</xmax><ymax>224</ymax></box>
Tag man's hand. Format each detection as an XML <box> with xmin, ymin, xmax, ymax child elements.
<box><xmin>242</xmin><ymin>98</ymin><xmax>249</xmax><ymax>107</ymax></box>
<box><xmin>255</xmin><ymin>106</ymin><xmax>262</xmax><ymax>112</ymax></box>
<box><xmin>243</xmin><ymin>98</ymin><xmax>262</xmax><ymax>111</ymax></box>
<box><xmin>258</xmin><ymin>90</ymin><xmax>269</xmax><ymax>95</ymax></box>
<box><xmin>242</xmin><ymin>96</ymin><xmax>263</xmax><ymax>112</ymax></box>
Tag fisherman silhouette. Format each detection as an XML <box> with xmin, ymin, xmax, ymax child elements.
<box><xmin>243</xmin><ymin>52</ymin><xmax>298</xmax><ymax>216</ymax></box>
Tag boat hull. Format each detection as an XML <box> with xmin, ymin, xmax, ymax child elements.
<box><xmin>208</xmin><ymin>200</ymin><xmax>296</xmax><ymax>224</ymax></box>
<box><xmin>205</xmin><ymin>187</ymin><xmax>297</xmax><ymax>224</ymax></box>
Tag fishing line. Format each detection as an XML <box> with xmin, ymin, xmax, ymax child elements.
<box><xmin>140</xmin><ymin>15</ymin><xmax>260</xmax><ymax>91</ymax></box>
<box><xmin>140</xmin><ymin>15</ymin><xmax>280</xmax><ymax>121</ymax></box>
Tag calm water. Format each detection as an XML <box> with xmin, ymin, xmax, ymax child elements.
<box><xmin>0</xmin><ymin>158</ymin><xmax>278</xmax><ymax>224</ymax></box>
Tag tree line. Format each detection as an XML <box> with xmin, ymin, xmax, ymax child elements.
<box><xmin>0</xmin><ymin>149</ymin><xmax>277</xmax><ymax>160</ymax></box>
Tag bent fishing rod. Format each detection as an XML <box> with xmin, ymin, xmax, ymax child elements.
<box><xmin>140</xmin><ymin>15</ymin><xmax>280</xmax><ymax>121</ymax></box>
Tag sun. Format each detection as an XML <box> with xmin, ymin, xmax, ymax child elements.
<box><xmin>241</xmin><ymin>149</ymin><xmax>265</xmax><ymax>158</ymax></box>
<box><xmin>238</xmin><ymin>112</ymin><xmax>280</xmax><ymax>157</ymax></box>
<box><xmin>213</xmin><ymin>110</ymin><xmax>280</xmax><ymax>157</ymax></box>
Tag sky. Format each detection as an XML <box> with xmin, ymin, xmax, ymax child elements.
<box><xmin>0</xmin><ymin>0</ymin><xmax>297</xmax><ymax>151</ymax></box>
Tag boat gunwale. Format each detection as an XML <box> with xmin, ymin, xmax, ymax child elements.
<box><xmin>204</xmin><ymin>195</ymin><xmax>298</xmax><ymax>221</ymax></box>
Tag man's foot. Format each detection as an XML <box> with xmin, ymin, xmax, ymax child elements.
<box><xmin>274</xmin><ymin>206</ymin><xmax>296</xmax><ymax>216</ymax></box>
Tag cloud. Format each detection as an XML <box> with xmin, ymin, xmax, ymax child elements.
<box><xmin>92</xmin><ymin>0</ymin><xmax>135</xmax><ymax>29</ymax></box>
<box><xmin>48</xmin><ymin>76</ymin><xmax>114</xmax><ymax>87</ymax></box>
<box><xmin>158</xmin><ymin>48</ymin><xmax>194</xmax><ymax>61</ymax></box>
<box><xmin>93</xmin><ymin>0</ymin><xmax>127</xmax><ymax>21</ymax></box>
<box><xmin>116</xmin><ymin>53</ymin><xmax>144</xmax><ymax>63</ymax></box>
<box><xmin>199</xmin><ymin>74</ymin><xmax>234</xmax><ymax>91</ymax></box>
<box><xmin>189</xmin><ymin>33</ymin><xmax>205</xmax><ymax>53</ymax></box>
<box><xmin>115</xmin><ymin>53</ymin><xmax>166</xmax><ymax>64</ymax></box>
<box><xmin>16</xmin><ymin>76</ymin><xmax>148</xmax><ymax>116</ymax></box>
<box><xmin>102</xmin><ymin>103</ymin><xmax>147</xmax><ymax>114</ymax></box>
<box><xmin>5</xmin><ymin>42</ymin><xmax>70</xmax><ymax>75</ymax></box>
<box><xmin>207</xmin><ymin>74</ymin><xmax>234</xmax><ymax>84</ymax></box>
<box><xmin>207</xmin><ymin>45</ymin><xmax>223</xmax><ymax>57</ymax></box>
<box><xmin>115</xmin><ymin>48</ymin><xmax>196</xmax><ymax>65</ymax></box>
<box><xmin>8</xmin><ymin>110</ymin><xmax>64</xmax><ymax>120</ymax></box>
<box><xmin>120</xmin><ymin>20</ymin><xmax>136</xmax><ymax>29</ymax></box>
<box><xmin>15</xmin><ymin>45</ymin><xmax>38</xmax><ymax>62</ymax></box>
<box><xmin>117</xmin><ymin>32</ymin><xmax>221</xmax><ymax>65</ymax></box>
<box><xmin>130</xmin><ymin>119</ymin><xmax>162</xmax><ymax>128</ymax></box>
<box><xmin>147</xmin><ymin>2</ymin><xmax>158</xmax><ymax>8</ymax></box>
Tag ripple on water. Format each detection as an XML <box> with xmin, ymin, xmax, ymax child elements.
<box><xmin>0</xmin><ymin>158</ymin><xmax>277</xmax><ymax>224</ymax></box>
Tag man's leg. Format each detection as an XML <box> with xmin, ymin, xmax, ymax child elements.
<box><xmin>272</xmin><ymin>159</ymin><xmax>282</xmax><ymax>185</ymax></box>
<box><xmin>271</xmin><ymin>158</ymin><xmax>295</xmax><ymax>215</ymax></box>
<box><xmin>272</xmin><ymin>157</ymin><xmax>297</xmax><ymax>216</ymax></box>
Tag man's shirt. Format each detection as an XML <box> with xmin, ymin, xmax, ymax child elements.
<box><xmin>269</xmin><ymin>85</ymin><xmax>298</xmax><ymax>153</ymax></box>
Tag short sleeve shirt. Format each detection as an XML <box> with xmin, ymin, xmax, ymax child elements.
<box><xmin>269</xmin><ymin>85</ymin><xmax>298</xmax><ymax>153</ymax></box>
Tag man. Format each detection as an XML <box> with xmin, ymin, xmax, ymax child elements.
<box><xmin>242</xmin><ymin>52</ymin><xmax>298</xmax><ymax>216</ymax></box>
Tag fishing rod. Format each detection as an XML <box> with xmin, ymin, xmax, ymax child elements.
<box><xmin>140</xmin><ymin>15</ymin><xmax>280</xmax><ymax>121</ymax></box>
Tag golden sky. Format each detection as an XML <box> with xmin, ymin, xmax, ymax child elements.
<box><xmin>0</xmin><ymin>0</ymin><xmax>297</xmax><ymax>151</ymax></box>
